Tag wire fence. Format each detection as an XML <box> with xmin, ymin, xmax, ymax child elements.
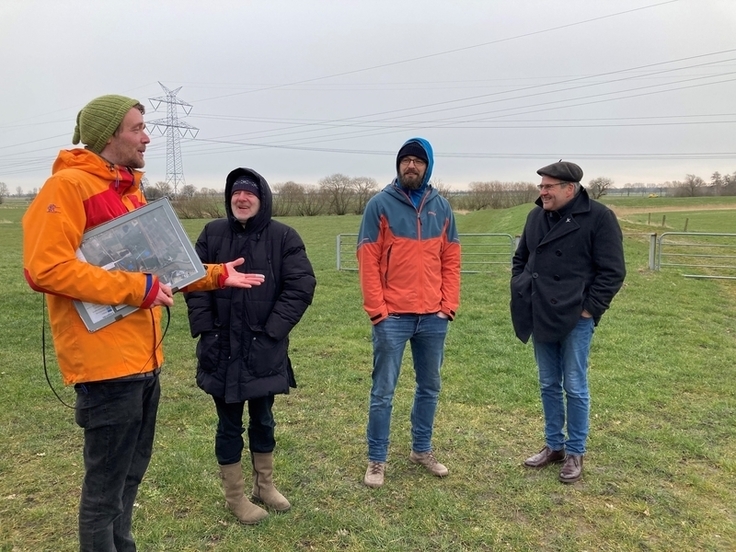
<box><xmin>337</xmin><ymin>233</ymin><xmax>515</xmax><ymax>273</ymax></box>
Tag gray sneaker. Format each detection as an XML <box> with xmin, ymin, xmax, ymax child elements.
<box><xmin>364</xmin><ymin>461</ymin><xmax>386</xmax><ymax>488</ymax></box>
<box><xmin>409</xmin><ymin>450</ymin><xmax>449</xmax><ymax>477</ymax></box>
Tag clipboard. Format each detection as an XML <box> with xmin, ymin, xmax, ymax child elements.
<box><xmin>73</xmin><ymin>198</ymin><xmax>205</xmax><ymax>331</ymax></box>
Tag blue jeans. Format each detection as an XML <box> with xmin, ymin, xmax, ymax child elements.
<box><xmin>532</xmin><ymin>317</ymin><xmax>594</xmax><ymax>456</ymax></box>
<box><xmin>74</xmin><ymin>375</ymin><xmax>160</xmax><ymax>552</ymax></box>
<box><xmin>212</xmin><ymin>395</ymin><xmax>276</xmax><ymax>465</ymax></box>
<box><xmin>367</xmin><ymin>313</ymin><xmax>449</xmax><ymax>462</ymax></box>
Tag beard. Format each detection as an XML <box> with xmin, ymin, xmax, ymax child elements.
<box><xmin>398</xmin><ymin>170</ymin><xmax>423</xmax><ymax>190</ymax></box>
<box><xmin>126</xmin><ymin>156</ymin><xmax>145</xmax><ymax>169</ymax></box>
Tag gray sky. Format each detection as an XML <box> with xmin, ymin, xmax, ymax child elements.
<box><xmin>2</xmin><ymin>0</ymin><xmax>736</xmax><ymax>192</ymax></box>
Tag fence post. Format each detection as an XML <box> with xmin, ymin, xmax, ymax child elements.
<box><xmin>649</xmin><ymin>233</ymin><xmax>657</xmax><ymax>270</ymax></box>
<box><xmin>336</xmin><ymin>234</ymin><xmax>342</xmax><ymax>270</ymax></box>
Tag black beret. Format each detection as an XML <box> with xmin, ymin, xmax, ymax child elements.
<box><xmin>536</xmin><ymin>160</ymin><xmax>583</xmax><ymax>183</ymax></box>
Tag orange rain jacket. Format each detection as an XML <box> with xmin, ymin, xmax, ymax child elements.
<box><xmin>357</xmin><ymin>138</ymin><xmax>461</xmax><ymax>324</ymax></box>
<box><xmin>23</xmin><ymin>149</ymin><xmax>228</xmax><ymax>385</ymax></box>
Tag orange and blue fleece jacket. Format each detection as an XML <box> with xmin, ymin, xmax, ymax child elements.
<box><xmin>23</xmin><ymin>149</ymin><xmax>229</xmax><ymax>385</ymax></box>
<box><xmin>356</xmin><ymin>138</ymin><xmax>461</xmax><ymax>325</ymax></box>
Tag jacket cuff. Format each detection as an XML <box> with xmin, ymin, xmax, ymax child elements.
<box><xmin>141</xmin><ymin>274</ymin><xmax>159</xmax><ymax>309</ymax></box>
<box><xmin>370</xmin><ymin>312</ymin><xmax>386</xmax><ymax>325</ymax></box>
<box><xmin>217</xmin><ymin>263</ymin><xmax>229</xmax><ymax>288</ymax></box>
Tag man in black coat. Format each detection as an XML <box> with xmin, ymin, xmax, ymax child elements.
<box><xmin>185</xmin><ymin>168</ymin><xmax>316</xmax><ymax>523</ymax></box>
<box><xmin>510</xmin><ymin>161</ymin><xmax>625</xmax><ymax>484</ymax></box>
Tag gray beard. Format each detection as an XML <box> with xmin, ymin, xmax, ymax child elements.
<box><xmin>398</xmin><ymin>173</ymin><xmax>422</xmax><ymax>190</ymax></box>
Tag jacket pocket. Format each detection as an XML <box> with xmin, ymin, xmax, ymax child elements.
<box><xmin>247</xmin><ymin>333</ymin><xmax>287</xmax><ymax>377</ymax></box>
<box><xmin>196</xmin><ymin>331</ymin><xmax>228</xmax><ymax>373</ymax></box>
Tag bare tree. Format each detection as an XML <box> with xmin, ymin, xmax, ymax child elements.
<box><xmin>15</xmin><ymin>186</ymin><xmax>23</xmax><ymax>197</ymax></box>
<box><xmin>351</xmin><ymin>176</ymin><xmax>378</xmax><ymax>214</ymax></box>
<box><xmin>297</xmin><ymin>185</ymin><xmax>325</xmax><ymax>216</ymax></box>
<box><xmin>711</xmin><ymin>171</ymin><xmax>723</xmax><ymax>196</ymax></box>
<box><xmin>725</xmin><ymin>172</ymin><xmax>736</xmax><ymax>195</ymax></box>
<box><xmin>198</xmin><ymin>187</ymin><xmax>221</xmax><ymax>197</ymax></box>
<box><xmin>0</xmin><ymin>182</ymin><xmax>7</xmax><ymax>204</ymax></box>
<box><xmin>144</xmin><ymin>187</ymin><xmax>162</xmax><ymax>201</ymax></box>
<box><xmin>273</xmin><ymin>181</ymin><xmax>304</xmax><ymax>217</ymax></box>
<box><xmin>174</xmin><ymin>190</ymin><xmax>224</xmax><ymax>219</ymax></box>
<box><xmin>633</xmin><ymin>183</ymin><xmax>648</xmax><ymax>196</ymax></box>
<box><xmin>587</xmin><ymin>177</ymin><xmax>614</xmax><ymax>200</ymax></box>
<box><xmin>156</xmin><ymin>181</ymin><xmax>173</xmax><ymax>196</ymax></box>
<box><xmin>465</xmin><ymin>181</ymin><xmax>507</xmax><ymax>210</ymax></box>
<box><xmin>178</xmin><ymin>184</ymin><xmax>198</xmax><ymax>199</ymax></box>
<box><xmin>675</xmin><ymin>174</ymin><xmax>705</xmax><ymax>197</ymax></box>
<box><xmin>145</xmin><ymin>181</ymin><xmax>173</xmax><ymax>201</ymax></box>
<box><xmin>319</xmin><ymin>173</ymin><xmax>353</xmax><ymax>215</ymax></box>
<box><xmin>175</xmin><ymin>196</ymin><xmax>208</xmax><ymax>219</ymax></box>
<box><xmin>506</xmin><ymin>182</ymin><xmax>538</xmax><ymax>206</ymax></box>
<box><xmin>455</xmin><ymin>180</ymin><xmax>537</xmax><ymax>211</ymax></box>
<box><xmin>429</xmin><ymin>178</ymin><xmax>452</xmax><ymax>200</ymax></box>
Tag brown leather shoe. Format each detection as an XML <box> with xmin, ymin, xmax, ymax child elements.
<box><xmin>559</xmin><ymin>454</ymin><xmax>583</xmax><ymax>483</ymax></box>
<box><xmin>523</xmin><ymin>446</ymin><xmax>565</xmax><ymax>468</ymax></box>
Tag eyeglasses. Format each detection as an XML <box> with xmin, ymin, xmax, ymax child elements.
<box><xmin>536</xmin><ymin>182</ymin><xmax>567</xmax><ymax>191</ymax></box>
<box><xmin>399</xmin><ymin>157</ymin><xmax>427</xmax><ymax>167</ymax></box>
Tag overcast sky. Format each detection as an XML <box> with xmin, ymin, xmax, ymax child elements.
<box><xmin>2</xmin><ymin>0</ymin><xmax>736</xmax><ymax>192</ymax></box>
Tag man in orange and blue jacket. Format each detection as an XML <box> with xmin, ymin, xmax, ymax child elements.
<box><xmin>357</xmin><ymin>137</ymin><xmax>461</xmax><ymax>488</ymax></box>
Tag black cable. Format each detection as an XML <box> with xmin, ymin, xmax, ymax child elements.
<box><xmin>42</xmin><ymin>293</ymin><xmax>74</xmax><ymax>409</ymax></box>
<box><xmin>139</xmin><ymin>305</ymin><xmax>171</xmax><ymax>373</ymax></box>
<box><xmin>42</xmin><ymin>295</ymin><xmax>172</xmax><ymax>408</ymax></box>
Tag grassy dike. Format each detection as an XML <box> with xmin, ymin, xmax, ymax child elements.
<box><xmin>1</xmin><ymin>197</ymin><xmax>735</xmax><ymax>551</ymax></box>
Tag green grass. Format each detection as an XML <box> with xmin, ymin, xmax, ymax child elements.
<box><xmin>2</xmin><ymin>201</ymin><xmax>736</xmax><ymax>551</ymax></box>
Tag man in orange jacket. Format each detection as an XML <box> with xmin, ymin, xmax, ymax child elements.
<box><xmin>357</xmin><ymin>138</ymin><xmax>461</xmax><ymax>488</ymax></box>
<box><xmin>23</xmin><ymin>94</ymin><xmax>263</xmax><ymax>551</ymax></box>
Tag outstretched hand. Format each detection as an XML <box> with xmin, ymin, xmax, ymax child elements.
<box><xmin>224</xmin><ymin>258</ymin><xmax>266</xmax><ymax>288</ymax></box>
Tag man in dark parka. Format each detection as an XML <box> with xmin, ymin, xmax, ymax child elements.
<box><xmin>510</xmin><ymin>160</ymin><xmax>625</xmax><ymax>484</ymax></box>
<box><xmin>185</xmin><ymin>168</ymin><xmax>316</xmax><ymax>523</ymax></box>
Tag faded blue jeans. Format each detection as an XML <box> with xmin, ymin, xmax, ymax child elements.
<box><xmin>532</xmin><ymin>316</ymin><xmax>595</xmax><ymax>456</ymax></box>
<box><xmin>367</xmin><ymin>313</ymin><xmax>449</xmax><ymax>462</ymax></box>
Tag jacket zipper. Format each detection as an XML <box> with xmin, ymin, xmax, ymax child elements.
<box><xmin>384</xmin><ymin>245</ymin><xmax>392</xmax><ymax>286</ymax></box>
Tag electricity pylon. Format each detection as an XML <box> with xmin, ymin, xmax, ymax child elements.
<box><xmin>148</xmin><ymin>82</ymin><xmax>199</xmax><ymax>196</ymax></box>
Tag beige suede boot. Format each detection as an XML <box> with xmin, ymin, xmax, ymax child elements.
<box><xmin>251</xmin><ymin>452</ymin><xmax>291</xmax><ymax>512</ymax></box>
<box><xmin>219</xmin><ymin>462</ymin><xmax>269</xmax><ymax>524</ymax></box>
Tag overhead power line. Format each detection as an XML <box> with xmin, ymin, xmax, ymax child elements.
<box><xmin>191</xmin><ymin>0</ymin><xmax>681</xmax><ymax>103</ymax></box>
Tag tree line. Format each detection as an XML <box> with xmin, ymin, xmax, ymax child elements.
<box><xmin>4</xmin><ymin>168</ymin><xmax>736</xmax><ymax>209</ymax></box>
<box><xmin>147</xmin><ymin>174</ymin><xmax>546</xmax><ymax>218</ymax></box>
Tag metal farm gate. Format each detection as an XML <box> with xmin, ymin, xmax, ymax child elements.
<box><xmin>651</xmin><ymin>232</ymin><xmax>736</xmax><ymax>280</ymax></box>
<box><xmin>337</xmin><ymin>233</ymin><xmax>516</xmax><ymax>273</ymax></box>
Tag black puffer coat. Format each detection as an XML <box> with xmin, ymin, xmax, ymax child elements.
<box><xmin>510</xmin><ymin>188</ymin><xmax>625</xmax><ymax>344</ymax></box>
<box><xmin>185</xmin><ymin>168</ymin><xmax>316</xmax><ymax>402</ymax></box>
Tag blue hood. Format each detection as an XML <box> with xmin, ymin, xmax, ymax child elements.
<box><xmin>395</xmin><ymin>137</ymin><xmax>434</xmax><ymax>189</ymax></box>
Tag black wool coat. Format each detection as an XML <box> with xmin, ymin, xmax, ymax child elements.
<box><xmin>185</xmin><ymin>168</ymin><xmax>316</xmax><ymax>403</ymax></box>
<box><xmin>510</xmin><ymin>188</ymin><xmax>626</xmax><ymax>344</ymax></box>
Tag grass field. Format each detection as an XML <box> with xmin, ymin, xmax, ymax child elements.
<box><xmin>1</xmin><ymin>197</ymin><xmax>736</xmax><ymax>551</ymax></box>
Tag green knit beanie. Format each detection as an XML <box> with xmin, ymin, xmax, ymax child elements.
<box><xmin>72</xmin><ymin>95</ymin><xmax>140</xmax><ymax>154</ymax></box>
